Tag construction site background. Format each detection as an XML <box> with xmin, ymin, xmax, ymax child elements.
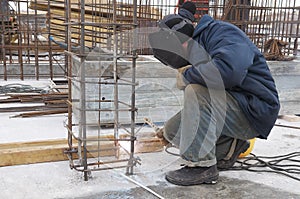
<box><xmin>1</xmin><ymin>0</ymin><xmax>300</xmax><ymax>184</ymax></box>
<box><xmin>0</xmin><ymin>0</ymin><xmax>299</xmax><ymax>80</ymax></box>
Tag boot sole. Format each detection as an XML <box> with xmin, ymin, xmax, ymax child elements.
<box><xmin>165</xmin><ymin>174</ymin><xmax>219</xmax><ymax>186</ymax></box>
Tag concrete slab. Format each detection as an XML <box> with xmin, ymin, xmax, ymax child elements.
<box><xmin>0</xmin><ymin>119</ymin><xmax>299</xmax><ymax>198</ymax></box>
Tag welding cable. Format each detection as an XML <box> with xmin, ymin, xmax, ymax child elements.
<box><xmin>165</xmin><ymin>145</ymin><xmax>300</xmax><ymax>182</ymax></box>
<box><xmin>230</xmin><ymin>152</ymin><xmax>300</xmax><ymax>182</ymax></box>
<box><xmin>165</xmin><ymin>144</ymin><xmax>180</xmax><ymax>157</ymax></box>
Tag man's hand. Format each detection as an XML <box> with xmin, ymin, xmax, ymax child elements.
<box><xmin>176</xmin><ymin>65</ymin><xmax>191</xmax><ymax>90</ymax></box>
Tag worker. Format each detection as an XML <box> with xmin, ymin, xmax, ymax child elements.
<box><xmin>149</xmin><ymin>1</ymin><xmax>280</xmax><ymax>186</ymax></box>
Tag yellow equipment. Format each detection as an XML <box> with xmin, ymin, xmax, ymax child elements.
<box><xmin>239</xmin><ymin>138</ymin><xmax>256</xmax><ymax>158</ymax></box>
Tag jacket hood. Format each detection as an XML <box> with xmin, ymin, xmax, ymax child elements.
<box><xmin>193</xmin><ymin>14</ymin><xmax>214</xmax><ymax>37</ymax></box>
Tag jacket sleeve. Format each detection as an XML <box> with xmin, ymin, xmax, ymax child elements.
<box><xmin>183</xmin><ymin>25</ymin><xmax>256</xmax><ymax>89</ymax></box>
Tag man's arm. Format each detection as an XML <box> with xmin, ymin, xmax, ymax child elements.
<box><xmin>183</xmin><ymin>26</ymin><xmax>255</xmax><ymax>89</ymax></box>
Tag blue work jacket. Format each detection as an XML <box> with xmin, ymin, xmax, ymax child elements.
<box><xmin>183</xmin><ymin>15</ymin><xmax>280</xmax><ymax>139</ymax></box>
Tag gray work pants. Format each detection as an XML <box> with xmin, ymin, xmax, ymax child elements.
<box><xmin>164</xmin><ymin>84</ymin><xmax>258</xmax><ymax>167</ymax></box>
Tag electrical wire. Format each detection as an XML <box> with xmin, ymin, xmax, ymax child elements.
<box><xmin>230</xmin><ymin>152</ymin><xmax>300</xmax><ymax>182</ymax></box>
<box><xmin>139</xmin><ymin>120</ymin><xmax>300</xmax><ymax>182</ymax></box>
<box><xmin>165</xmin><ymin>145</ymin><xmax>300</xmax><ymax>182</ymax></box>
<box><xmin>165</xmin><ymin>144</ymin><xmax>180</xmax><ymax>157</ymax></box>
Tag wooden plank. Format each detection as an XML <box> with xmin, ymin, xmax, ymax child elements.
<box><xmin>0</xmin><ymin>134</ymin><xmax>163</xmax><ymax>167</ymax></box>
<box><xmin>30</xmin><ymin>0</ymin><xmax>161</xmax><ymax>20</ymax></box>
<box><xmin>0</xmin><ymin>139</ymin><xmax>115</xmax><ymax>167</ymax></box>
<box><xmin>278</xmin><ymin>115</ymin><xmax>300</xmax><ymax>122</ymax></box>
<box><xmin>29</xmin><ymin>0</ymin><xmax>160</xmax><ymax>48</ymax></box>
<box><xmin>10</xmin><ymin>109</ymin><xmax>68</xmax><ymax>118</ymax></box>
<box><xmin>0</xmin><ymin>105</ymin><xmax>62</xmax><ymax>112</ymax></box>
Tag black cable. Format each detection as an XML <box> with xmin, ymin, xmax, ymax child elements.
<box><xmin>165</xmin><ymin>146</ymin><xmax>300</xmax><ymax>181</ymax></box>
<box><xmin>230</xmin><ymin>152</ymin><xmax>300</xmax><ymax>182</ymax></box>
<box><xmin>165</xmin><ymin>144</ymin><xmax>180</xmax><ymax>157</ymax></box>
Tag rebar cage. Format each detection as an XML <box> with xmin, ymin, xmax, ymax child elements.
<box><xmin>63</xmin><ymin>0</ymin><xmax>141</xmax><ymax>180</ymax></box>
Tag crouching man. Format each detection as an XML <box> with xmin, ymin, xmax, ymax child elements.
<box><xmin>149</xmin><ymin>1</ymin><xmax>280</xmax><ymax>186</ymax></box>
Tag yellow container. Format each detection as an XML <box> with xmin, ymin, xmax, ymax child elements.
<box><xmin>239</xmin><ymin>138</ymin><xmax>256</xmax><ymax>158</ymax></box>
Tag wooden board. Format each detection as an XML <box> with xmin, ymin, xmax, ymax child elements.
<box><xmin>0</xmin><ymin>134</ymin><xmax>163</xmax><ymax>167</ymax></box>
<box><xmin>30</xmin><ymin>0</ymin><xmax>161</xmax><ymax>20</ymax></box>
<box><xmin>29</xmin><ymin>0</ymin><xmax>160</xmax><ymax>48</ymax></box>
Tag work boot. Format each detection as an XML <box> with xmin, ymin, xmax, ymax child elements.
<box><xmin>217</xmin><ymin>139</ymin><xmax>250</xmax><ymax>170</ymax></box>
<box><xmin>165</xmin><ymin>165</ymin><xmax>219</xmax><ymax>186</ymax></box>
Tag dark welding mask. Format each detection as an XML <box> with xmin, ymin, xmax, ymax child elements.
<box><xmin>148</xmin><ymin>13</ymin><xmax>194</xmax><ymax>69</ymax></box>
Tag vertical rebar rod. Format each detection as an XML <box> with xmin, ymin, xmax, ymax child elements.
<box><xmin>26</xmin><ymin>1</ymin><xmax>31</xmax><ymax>64</ymax></box>
<box><xmin>79</xmin><ymin>0</ymin><xmax>88</xmax><ymax>181</ymax></box>
<box><xmin>126</xmin><ymin>0</ymin><xmax>138</xmax><ymax>175</ymax></box>
<box><xmin>2</xmin><ymin>35</ymin><xmax>7</xmax><ymax>80</ymax></box>
<box><xmin>270</xmin><ymin>1</ymin><xmax>277</xmax><ymax>40</ymax></box>
<box><xmin>285</xmin><ymin>0</ymin><xmax>292</xmax><ymax>56</ymax></box>
<box><xmin>112</xmin><ymin>0</ymin><xmax>120</xmax><ymax>157</ymax></box>
<box><xmin>278</xmin><ymin>0</ymin><xmax>284</xmax><ymax>41</ymax></box>
<box><xmin>294</xmin><ymin>6</ymin><xmax>300</xmax><ymax>55</ymax></box>
<box><xmin>66</xmin><ymin>0</ymin><xmax>73</xmax><ymax>160</ymax></box>
<box><xmin>1</xmin><ymin>7</ymin><xmax>7</xmax><ymax>80</ymax></box>
<box><xmin>17</xmin><ymin>1</ymin><xmax>24</xmax><ymax>80</ymax></box>
<box><xmin>48</xmin><ymin>0</ymin><xmax>53</xmax><ymax>79</ymax></box>
<box><xmin>257</xmin><ymin>0</ymin><xmax>264</xmax><ymax>49</ymax></box>
<box><xmin>97</xmin><ymin>77</ymin><xmax>102</xmax><ymax>166</ymax></box>
<box><xmin>261</xmin><ymin>0</ymin><xmax>268</xmax><ymax>52</ymax></box>
<box><xmin>34</xmin><ymin>0</ymin><xmax>39</xmax><ymax>80</ymax></box>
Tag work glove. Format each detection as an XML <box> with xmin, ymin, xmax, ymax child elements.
<box><xmin>176</xmin><ymin>65</ymin><xmax>191</xmax><ymax>90</ymax></box>
<box><xmin>155</xmin><ymin>127</ymin><xmax>170</xmax><ymax>146</ymax></box>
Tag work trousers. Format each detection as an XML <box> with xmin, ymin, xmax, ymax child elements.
<box><xmin>164</xmin><ymin>84</ymin><xmax>259</xmax><ymax>167</ymax></box>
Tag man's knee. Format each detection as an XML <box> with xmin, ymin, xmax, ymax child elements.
<box><xmin>184</xmin><ymin>84</ymin><xmax>210</xmax><ymax>103</ymax></box>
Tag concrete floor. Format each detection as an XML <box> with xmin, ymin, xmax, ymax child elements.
<box><xmin>1</xmin><ymin>81</ymin><xmax>300</xmax><ymax>199</ymax></box>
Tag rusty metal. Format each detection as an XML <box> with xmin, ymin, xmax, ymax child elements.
<box><xmin>63</xmin><ymin>0</ymin><xmax>140</xmax><ymax>181</ymax></box>
<box><xmin>0</xmin><ymin>0</ymin><xmax>66</xmax><ymax>80</ymax></box>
